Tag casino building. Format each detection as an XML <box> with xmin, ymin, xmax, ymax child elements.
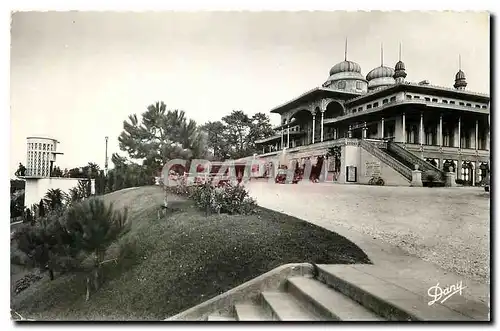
<box><xmin>251</xmin><ymin>46</ymin><xmax>490</xmax><ymax>186</ymax></box>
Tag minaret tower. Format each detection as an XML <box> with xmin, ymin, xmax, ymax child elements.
<box><xmin>454</xmin><ymin>55</ymin><xmax>467</xmax><ymax>90</ymax></box>
<box><xmin>394</xmin><ymin>43</ymin><xmax>407</xmax><ymax>84</ymax></box>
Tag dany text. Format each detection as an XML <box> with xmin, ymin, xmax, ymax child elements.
<box><xmin>427</xmin><ymin>281</ymin><xmax>466</xmax><ymax>306</ymax></box>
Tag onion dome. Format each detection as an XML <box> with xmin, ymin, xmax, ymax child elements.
<box><xmin>395</xmin><ymin>60</ymin><xmax>405</xmax><ymax>71</ymax></box>
<box><xmin>455</xmin><ymin>70</ymin><xmax>466</xmax><ymax>80</ymax></box>
<box><xmin>454</xmin><ymin>70</ymin><xmax>467</xmax><ymax>89</ymax></box>
<box><xmin>329</xmin><ymin>60</ymin><xmax>362</xmax><ymax>76</ymax></box>
<box><xmin>366</xmin><ymin>65</ymin><xmax>396</xmax><ymax>90</ymax></box>
<box><xmin>394</xmin><ymin>60</ymin><xmax>407</xmax><ymax>79</ymax></box>
<box><xmin>366</xmin><ymin>66</ymin><xmax>395</xmax><ymax>81</ymax></box>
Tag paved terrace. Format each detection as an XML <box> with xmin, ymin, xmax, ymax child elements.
<box><xmin>246</xmin><ymin>181</ymin><xmax>490</xmax><ymax>306</ymax></box>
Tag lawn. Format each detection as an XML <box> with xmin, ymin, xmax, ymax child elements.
<box><xmin>11</xmin><ymin>186</ymin><xmax>370</xmax><ymax>321</ymax></box>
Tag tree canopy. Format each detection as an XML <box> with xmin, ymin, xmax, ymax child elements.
<box><xmin>201</xmin><ymin>110</ymin><xmax>274</xmax><ymax>160</ymax></box>
<box><xmin>118</xmin><ymin>102</ymin><xmax>208</xmax><ymax>171</ymax></box>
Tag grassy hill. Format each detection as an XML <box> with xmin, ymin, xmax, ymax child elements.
<box><xmin>11</xmin><ymin>186</ymin><xmax>370</xmax><ymax>321</ymax></box>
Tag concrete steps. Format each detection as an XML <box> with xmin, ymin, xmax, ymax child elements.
<box><xmin>170</xmin><ymin>263</ymin><xmax>487</xmax><ymax>321</ymax></box>
<box><xmin>261</xmin><ymin>292</ymin><xmax>322</xmax><ymax>321</ymax></box>
<box><xmin>234</xmin><ymin>303</ymin><xmax>272</xmax><ymax>321</ymax></box>
<box><xmin>206</xmin><ymin>314</ymin><xmax>236</xmax><ymax>321</ymax></box>
<box><xmin>286</xmin><ymin>276</ymin><xmax>384</xmax><ymax>321</ymax></box>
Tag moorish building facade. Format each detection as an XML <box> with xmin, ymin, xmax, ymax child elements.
<box><xmin>253</xmin><ymin>48</ymin><xmax>490</xmax><ymax>186</ymax></box>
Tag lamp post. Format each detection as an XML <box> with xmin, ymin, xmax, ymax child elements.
<box><xmin>105</xmin><ymin>136</ymin><xmax>109</xmax><ymax>176</ymax></box>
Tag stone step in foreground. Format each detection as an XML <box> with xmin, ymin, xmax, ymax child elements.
<box><xmin>168</xmin><ymin>263</ymin><xmax>489</xmax><ymax>321</ymax></box>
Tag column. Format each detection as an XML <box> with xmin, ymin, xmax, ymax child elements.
<box><xmin>280</xmin><ymin>128</ymin><xmax>284</xmax><ymax>150</ymax></box>
<box><xmin>287</xmin><ymin>125</ymin><xmax>290</xmax><ymax>148</ymax></box>
<box><xmin>475</xmin><ymin>120</ymin><xmax>479</xmax><ymax>150</ymax></box>
<box><xmin>320</xmin><ymin>111</ymin><xmax>324</xmax><ymax>142</ymax></box>
<box><xmin>419</xmin><ymin>112</ymin><xmax>424</xmax><ymax>145</ymax></box>
<box><xmin>334</xmin><ymin>128</ymin><xmax>337</xmax><ymax>140</ymax></box>
<box><xmin>381</xmin><ymin>118</ymin><xmax>385</xmax><ymax>139</ymax></box>
<box><xmin>439</xmin><ymin>114</ymin><xmax>443</xmax><ymax>146</ymax></box>
<box><xmin>362</xmin><ymin>128</ymin><xmax>367</xmax><ymax>139</ymax></box>
<box><xmin>487</xmin><ymin>129</ymin><xmax>490</xmax><ymax>150</ymax></box>
<box><xmin>402</xmin><ymin>113</ymin><xmax>406</xmax><ymax>143</ymax></box>
<box><xmin>458</xmin><ymin>116</ymin><xmax>461</xmax><ymax>149</ymax></box>
<box><xmin>312</xmin><ymin>114</ymin><xmax>316</xmax><ymax>144</ymax></box>
<box><xmin>472</xmin><ymin>162</ymin><xmax>476</xmax><ymax>186</ymax></box>
<box><xmin>348</xmin><ymin>125</ymin><xmax>352</xmax><ymax>138</ymax></box>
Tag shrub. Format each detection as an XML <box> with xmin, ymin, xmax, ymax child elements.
<box><xmin>424</xmin><ymin>170</ymin><xmax>438</xmax><ymax>183</ymax></box>
<box><xmin>190</xmin><ymin>182</ymin><xmax>257</xmax><ymax>215</ymax></box>
<box><xmin>163</xmin><ymin>173</ymin><xmax>192</xmax><ymax>197</ymax></box>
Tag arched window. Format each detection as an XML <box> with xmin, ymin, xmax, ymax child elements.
<box><xmin>338</xmin><ymin>81</ymin><xmax>346</xmax><ymax>89</ymax></box>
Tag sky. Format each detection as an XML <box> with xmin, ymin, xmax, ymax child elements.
<box><xmin>10</xmin><ymin>11</ymin><xmax>490</xmax><ymax>176</ymax></box>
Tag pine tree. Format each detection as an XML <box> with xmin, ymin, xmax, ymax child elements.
<box><xmin>65</xmin><ymin>198</ymin><xmax>129</xmax><ymax>300</ymax></box>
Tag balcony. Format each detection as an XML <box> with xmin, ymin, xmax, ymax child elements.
<box><xmin>324</xmin><ymin>98</ymin><xmax>489</xmax><ymax>125</ymax></box>
<box><xmin>403</xmin><ymin>143</ymin><xmax>489</xmax><ymax>158</ymax></box>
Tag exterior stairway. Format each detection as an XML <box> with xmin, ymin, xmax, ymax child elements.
<box><xmin>168</xmin><ymin>263</ymin><xmax>481</xmax><ymax>321</ymax></box>
<box><xmin>359</xmin><ymin>140</ymin><xmax>446</xmax><ymax>186</ymax></box>
<box><xmin>358</xmin><ymin>140</ymin><xmax>413</xmax><ymax>182</ymax></box>
<box><xmin>385</xmin><ymin>141</ymin><xmax>446</xmax><ymax>186</ymax></box>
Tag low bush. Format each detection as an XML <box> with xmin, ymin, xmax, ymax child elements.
<box><xmin>189</xmin><ymin>182</ymin><xmax>257</xmax><ymax>215</ymax></box>
<box><xmin>424</xmin><ymin>170</ymin><xmax>439</xmax><ymax>183</ymax></box>
<box><xmin>164</xmin><ymin>171</ymin><xmax>257</xmax><ymax>215</ymax></box>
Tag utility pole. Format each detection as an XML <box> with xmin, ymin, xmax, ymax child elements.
<box><xmin>105</xmin><ymin>136</ymin><xmax>109</xmax><ymax>176</ymax></box>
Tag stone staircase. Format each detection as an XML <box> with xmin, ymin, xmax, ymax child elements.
<box><xmin>168</xmin><ymin>263</ymin><xmax>485</xmax><ymax>321</ymax></box>
<box><xmin>359</xmin><ymin>140</ymin><xmax>413</xmax><ymax>182</ymax></box>
<box><xmin>385</xmin><ymin>141</ymin><xmax>446</xmax><ymax>185</ymax></box>
<box><xmin>359</xmin><ymin>139</ymin><xmax>446</xmax><ymax>186</ymax></box>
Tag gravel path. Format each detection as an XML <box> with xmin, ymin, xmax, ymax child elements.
<box><xmin>246</xmin><ymin>181</ymin><xmax>490</xmax><ymax>284</ymax></box>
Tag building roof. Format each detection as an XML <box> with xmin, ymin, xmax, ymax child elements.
<box><xmin>270</xmin><ymin>87</ymin><xmax>362</xmax><ymax>114</ymax></box>
<box><xmin>345</xmin><ymin>81</ymin><xmax>489</xmax><ymax>106</ymax></box>
<box><xmin>26</xmin><ymin>136</ymin><xmax>60</xmax><ymax>143</ymax></box>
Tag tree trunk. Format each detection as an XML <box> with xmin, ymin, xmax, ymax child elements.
<box><xmin>93</xmin><ymin>251</ymin><xmax>101</xmax><ymax>291</ymax></box>
<box><xmin>93</xmin><ymin>268</ymin><xmax>99</xmax><ymax>291</ymax></box>
<box><xmin>85</xmin><ymin>276</ymin><xmax>90</xmax><ymax>301</ymax></box>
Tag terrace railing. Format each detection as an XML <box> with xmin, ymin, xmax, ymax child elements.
<box><xmin>386</xmin><ymin>141</ymin><xmax>445</xmax><ymax>182</ymax></box>
<box><xmin>359</xmin><ymin>139</ymin><xmax>412</xmax><ymax>181</ymax></box>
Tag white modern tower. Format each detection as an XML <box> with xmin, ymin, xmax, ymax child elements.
<box><xmin>21</xmin><ymin>136</ymin><xmax>95</xmax><ymax>208</ymax></box>
<box><xmin>25</xmin><ymin>136</ymin><xmax>63</xmax><ymax>177</ymax></box>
